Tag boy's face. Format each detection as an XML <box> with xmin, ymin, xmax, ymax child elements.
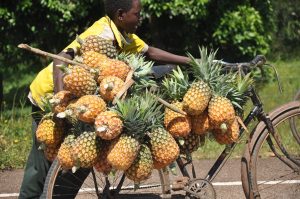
<box><xmin>119</xmin><ymin>0</ymin><xmax>141</xmax><ymax>33</ymax></box>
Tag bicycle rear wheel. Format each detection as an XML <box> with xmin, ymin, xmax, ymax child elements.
<box><xmin>241</xmin><ymin>101</ymin><xmax>300</xmax><ymax>199</ymax></box>
<box><xmin>41</xmin><ymin>159</ymin><xmax>171</xmax><ymax>198</ymax></box>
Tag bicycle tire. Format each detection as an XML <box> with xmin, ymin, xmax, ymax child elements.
<box><xmin>290</xmin><ymin>90</ymin><xmax>300</xmax><ymax>144</ymax></box>
<box><xmin>241</xmin><ymin>101</ymin><xmax>300</xmax><ymax>199</ymax></box>
<box><xmin>41</xmin><ymin>159</ymin><xmax>171</xmax><ymax>198</ymax></box>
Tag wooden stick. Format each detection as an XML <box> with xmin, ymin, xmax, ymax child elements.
<box><xmin>155</xmin><ymin>96</ymin><xmax>187</xmax><ymax>115</ymax></box>
<box><xmin>112</xmin><ymin>70</ymin><xmax>135</xmax><ymax>104</ymax></box>
<box><xmin>18</xmin><ymin>43</ymin><xmax>90</xmax><ymax>70</ymax></box>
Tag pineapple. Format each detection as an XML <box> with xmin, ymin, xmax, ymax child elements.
<box><xmin>125</xmin><ymin>144</ymin><xmax>153</xmax><ymax>183</ymax></box>
<box><xmin>208</xmin><ymin>95</ymin><xmax>235</xmax><ymax>130</ymax></box>
<box><xmin>164</xmin><ymin>102</ymin><xmax>191</xmax><ymax>137</ymax></box>
<box><xmin>108</xmin><ymin>92</ymin><xmax>163</xmax><ymax>171</ymax></box>
<box><xmin>97</xmin><ymin>59</ymin><xmax>131</xmax><ymax>82</ymax></box>
<box><xmin>72</xmin><ymin>131</ymin><xmax>101</xmax><ymax>169</ymax></box>
<box><xmin>95</xmin><ymin>111</ymin><xmax>123</xmax><ymax>140</ymax></box>
<box><xmin>63</xmin><ymin>65</ymin><xmax>97</xmax><ymax>97</ymax></box>
<box><xmin>149</xmin><ymin>128</ymin><xmax>179</xmax><ymax>170</ymax></box>
<box><xmin>44</xmin><ymin>144</ymin><xmax>59</xmax><ymax>162</ymax></box>
<box><xmin>78</xmin><ymin>35</ymin><xmax>118</xmax><ymax>58</ymax></box>
<box><xmin>179</xmin><ymin>132</ymin><xmax>202</xmax><ymax>154</ymax></box>
<box><xmin>75</xmin><ymin>95</ymin><xmax>107</xmax><ymax>123</ymax></box>
<box><xmin>36</xmin><ymin>114</ymin><xmax>65</xmax><ymax>147</ymax></box>
<box><xmin>57</xmin><ymin>134</ymin><xmax>76</xmax><ymax>169</ymax></box>
<box><xmin>82</xmin><ymin>51</ymin><xmax>109</xmax><ymax>68</ymax></box>
<box><xmin>99</xmin><ymin>76</ymin><xmax>125</xmax><ymax>102</ymax></box>
<box><xmin>161</xmin><ymin>67</ymin><xmax>191</xmax><ymax>137</ymax></box>
<box><xmin>191</xmin><ymin>110</ymin><xmax>211</xmax><ymax>135</ymax></box>
<box><xmin>94</xmin><ymin>140</ymin><xmax>112</xmax><ymax>175</ymax></box>
<box><xmin>183</xmin><ymin>81</ymin><xmax>211</xmax><ymax>115</ymax></box>
<box><xmin>49</xmin><ymin>90</ymin><xmax>76</xmax><ymax>114</ymax></box>
<box><xmin>107</xmin><ymin>134</ymin><xmax>140</xmax><ymax>170</ymax></box>
<box><xmin>183</xmin><ymin>47</ymin><xmax>221</xmax><ymax>115</ymax></box>
<box><xmin>213</xmin><ymin>118</ymin><xmax>240</xmax><ymax>145</ymax></box>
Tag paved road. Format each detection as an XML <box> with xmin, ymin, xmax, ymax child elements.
<box><xmin>1</xmin><ymin>158</ymin><xmax>299</xmax><ymax>199</ymax></box>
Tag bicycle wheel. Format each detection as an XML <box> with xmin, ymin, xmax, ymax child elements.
<box><xmin>241</xmin><ymin>101</ymin><xmax>300</xmax><ymax>199</ymax></box>
<box><xmin>290</xmin><ymin>90</ymin><xmax>300</xmax><ymax>144</ymax></box>
<box><xmin>41</xmin><ymin>159</ymin><xmax>171</xmax><ymax>199</ymax></box>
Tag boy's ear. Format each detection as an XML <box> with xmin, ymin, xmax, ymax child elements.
<box><xmin>116</xmin><ymin>9</ymin><xmax>125</xmax><ymax>21</ymax></box>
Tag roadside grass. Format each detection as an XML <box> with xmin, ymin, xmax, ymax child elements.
<box><xmin>0</xmin><ymin>59</ymin><xmax>299</xmax><ymax>169</ymax></box>
<box><xmin>0</xmin><ymin>98</ymin><xmax>32</xmax><ymax>170</ymax></box>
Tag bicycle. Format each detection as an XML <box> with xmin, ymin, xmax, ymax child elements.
<box><xmin>41</xmin><ymin>55</ymin><xmax>300</xmax><ymax>199</ymax></box>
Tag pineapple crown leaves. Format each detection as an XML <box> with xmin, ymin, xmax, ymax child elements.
<box><xmin>118</xmin><ymin>52</ymin><xmax>153</xmax><ymax>78</ymax></box>
<box><xmin>161</xmin><ymin>66</ymin><xmax>190</xmax><ymax>101</ymax></box>
<box><xmin>112</xmin><ymin>90</ymin><xmax>163</xmax><ymax>140</ymax></box>
<box><xmin>187</xmin><ymin>46</ymin><xmax>222</xmax><ymax>87</ymax></box>
<box><xmin>227</xmin><ymin>73</ymin><xmax>254</xmax><ymax>110</ymax></box>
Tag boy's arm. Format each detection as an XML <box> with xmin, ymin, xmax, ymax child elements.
<box><xmin>53</xmin><ymin>48</ymin><xmax>75</xmax><ymax>94</ymax></box>
<box><xmin>145</xmin><ymin>46</ymin><xmax>190</xmax><ymax>65</ymax></box>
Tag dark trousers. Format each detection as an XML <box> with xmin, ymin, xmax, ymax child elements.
<box><xmin>19</xmin><ymin>105</ymin><xmax>90</xmax><ymax>199</ymax></box>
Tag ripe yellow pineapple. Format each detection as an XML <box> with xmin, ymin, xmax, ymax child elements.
<box><xmin>208</xmin><ymin>95</ymin><xmax>235</xmax><ymax>130</ymax></box>
<box><xmin>49</xmin><ymin>90</ymin><xmax>76</xmax><ymax>114</ymax></box>
<box><xmin>75</xmin><ymin>95</ymin><xmax>107</xmax><ymax>123</ymax></box>
<box><xmin>72</xmin><ymin>131</ymin><xmax>101</xmax><ymax>169</ymax></box>
<box><xmin>161</xmin><ymin>67</ymin><xmax>191</xmax><ymax>137</ymax></box>
<box><xmin>164</xmin><ymin>101</ymin><xmax>191</xmax><ymax>137</ymax></box>
<box><xmin>95</xmin><ymin>111</ymin><xmax>123</xmax><ymax>140</ymax></box>
<box><xmin>82</xmin><ymin>51</ymin><xmax>109</xmax><ymax>68</ymax></box>
<box><xmin>149</xmin><ymin>128</ymin><xmax>179</xmax><ymax>169</ymax></box>
<box><xmin>125</xmin><ymin>144</ymin><xmax>153</xmax><ymax>183</ymax></box>
<box><xmin>191</xmin><ymin>110</ymin><xmax>211</xmax><ymax>135</ymax></box>
<box><xmin>63</xmin><ymin>65</ymin><xmax>97</xmax><ymax>97</ymax></box>
<box><xmin>94</xmin><ymin>140</ymin><xmax>112</xmax><ymax>175</ymax></box>
<box><xmin>107</xmin><ymin>134</ymin><xmax>140</xmax><ymax>170</ymax></box>
<box><xmin>57</xmin><ymin>134</ymin><xmax>76</xmax><ymax>169</ymax></box>
<box><xmin>78</xmin><ymin>35</ymin><xmax>118</xmax><ymax>58</ymax></box>
<box><xmin>36</xmin><ymin>115</ymin><xmax>65</xmax><ymax>147</ymax></box>
<box><xmin>183</xmin><ymin>47</ymin><xmax>221</xmax><ymax>116</ymax></box>
<box><xmin>183</xmin><ymin>81</ymin><xmax>211</xmax><ymax>115</ymax></box>
<box><xmin>99</xmin><ymin>76</ymin><xmax>125</xmax><ymax>102</ymax></box>
<box><xmin>213</xmin><ymin>118</ymin><xmax>239</xmax><ymax>145</ymax></box>
<box><xmin>97</xmin><ymin>59</ymin><xmax>131</xmax><ymax>82</ymax></box>
<box><xmin>109</xmin><ymin>92</ymin><xmax>163</xmax><ymax>171</ymax></box>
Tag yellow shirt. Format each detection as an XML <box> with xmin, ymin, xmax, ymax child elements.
<box><xmin>30</xmin><ymin>16</ymin><xmax>148</xmax><ymax>109</ymax></box>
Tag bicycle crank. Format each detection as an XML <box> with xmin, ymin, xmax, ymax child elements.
<box><xmin>183</xmin><ymin>178</ymin><xmax>216</xmax><ymax>199</ymax></box>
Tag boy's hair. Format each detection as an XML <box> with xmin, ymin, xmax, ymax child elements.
<box><xmin>104</xmin><ymin>0</ymin><xmax>134</xmax><ymax>19</ymax></box>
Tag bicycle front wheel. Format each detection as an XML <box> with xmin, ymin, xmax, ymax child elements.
<box><xmin>290</xmin><ymin>91</ymin><xmax>300</xmax><ymax>144</ymax></box>
<box><xmin>241</xmin><ymin>101</ymin><xmax>300</xmax><ymax>199</ymax></box>
<box><xmin>41</xmin><ymin>159</ymin><xmax>171</xmax><ymax>198</ymax></box>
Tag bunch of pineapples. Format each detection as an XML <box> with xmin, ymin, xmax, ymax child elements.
<box><xmin>35</xmin><ymin>34</ymin><xmax>180</xmax><ymax>184</ymax></box>
<box><xmin>161</xmin><ymin>47</ymin><xmax>253</xmax><ymax>154</ymax></box>
<box><xmin>35</xmin><ymin>35</ymin><xmax>253</xmax><ymax>184</ymax></box>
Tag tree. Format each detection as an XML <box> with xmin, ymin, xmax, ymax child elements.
<box><xmin>0</xmin><ymin>0</ymin><xmax>105</xmax><ymax>107</ymax></box>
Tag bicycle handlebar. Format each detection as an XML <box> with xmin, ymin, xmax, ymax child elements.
<box><xmin>216</xmin><ymin>55</ymin><xmax>267</xmax><ymax>74</ymax></box>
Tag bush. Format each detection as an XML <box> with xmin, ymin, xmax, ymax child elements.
<box><xmin>213</xmin><ymin>5</ymin><xmax>270</xmax><ymax>61</ymax></box>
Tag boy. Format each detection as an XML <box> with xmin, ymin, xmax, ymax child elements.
<box><xmin>19</xmin><ymin>0</ymin><xmax>190</xmax><ymax>198</ymax></box>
